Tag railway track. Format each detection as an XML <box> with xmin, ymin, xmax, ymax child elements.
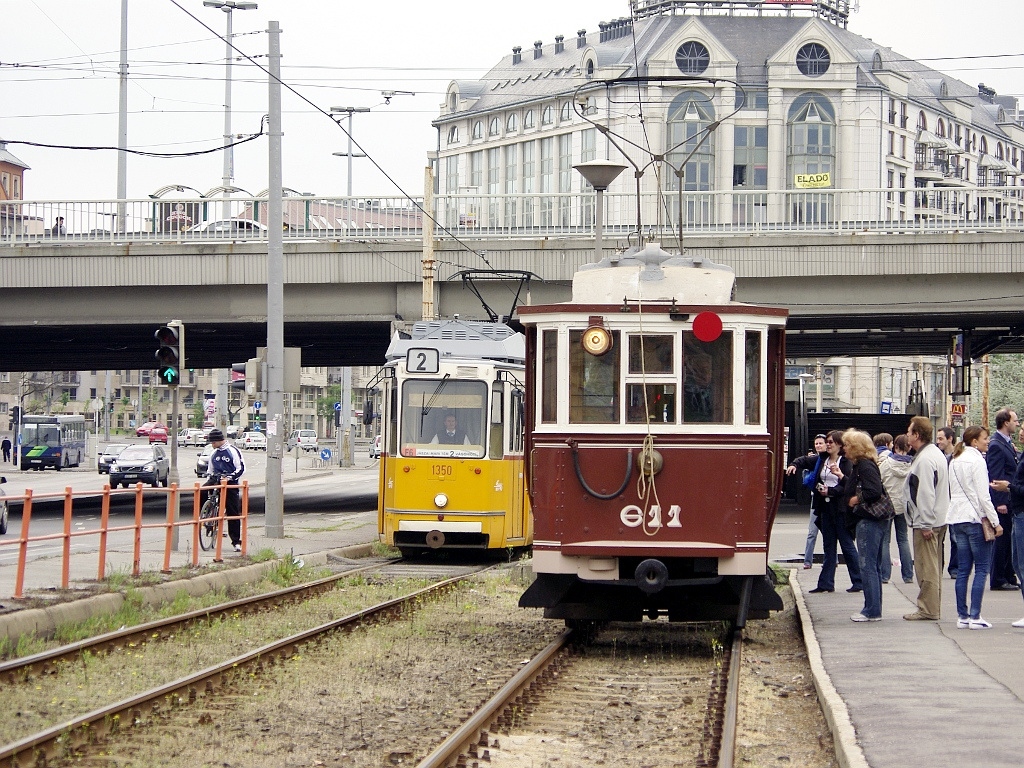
<box><xmin>0</xmin><ymin>561</ymin><xmax>490</xmax><ymax>768</ymax></box>
<box><xmin>418</xmin><ymin>623</ymin><xmax>745</xmax><ymax>768</ymax></box>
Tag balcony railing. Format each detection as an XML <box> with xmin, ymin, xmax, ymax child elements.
<box><xmin>3</xmin><ymin>186</ymin><xmax>1024</xmax><ymax>247</ymax></box>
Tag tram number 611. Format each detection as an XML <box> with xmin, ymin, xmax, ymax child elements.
<box><xmin>620</xmin><ymin>504</ymin><xmax>683</xmax><ymax>528</ymax></box>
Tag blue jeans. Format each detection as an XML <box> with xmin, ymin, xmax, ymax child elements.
<box><xmin>804</xmin><ymin>507</ymin><xmax>819</xmax><ymax>566</ymax></box>
<box><xmin>1013</xmin><ymin>511</ymin><xmax>1024</xmax><ymax>607</ymax></box>
<box><xmin>856</xmin><ymin>517</ymin><xmax>887</xmax><ymax>618</ymax></box>
<box><xmin>817</xmin><ymin>501</ymin><xmax>862</xmax><ymax>591</ymax></box>
<box><xmin>952</xmin><ymin>522</ymin><xmax>995</xmax><ymax>620</ymax></box>
<box><xmin>880</xmin><ymin>513</ymin><xmax>914</xmax><ymax>583</ymax></box>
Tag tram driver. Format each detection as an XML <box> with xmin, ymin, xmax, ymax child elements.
<box><xmin>431</xmin><ymin>412</ymin><xmax>471</xmax><ymax>446</ymax></box>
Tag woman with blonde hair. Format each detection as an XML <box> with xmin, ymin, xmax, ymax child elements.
<box><xmin>948</xmin><ymin>426</ymin><xmax>1002</xmax><ymax>629</ymax></box>
<box><xmin>843</xmin><ymin>429</ymin><xmax>893</xmax><ymax>622</ymax></box>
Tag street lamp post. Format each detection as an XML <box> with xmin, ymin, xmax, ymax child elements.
<box><xmin>203</xmin><ymin>1</ymin><xmax>258</xmax><ymax>219</ymax></box>
<box><xmin>573</xmin><ymin>160</ymin><xmax>627</xmax><ymax>264</ymax></box>
<box><xmin>330</xmin><ymin>107</ymin><xmax>370</xmax><ymax>197</ymax></box>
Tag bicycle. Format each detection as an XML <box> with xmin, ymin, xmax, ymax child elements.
<box><xmin>198</xmin><ymin>480</ymin><xmax>224</xmax><ymax>552</ymax></box>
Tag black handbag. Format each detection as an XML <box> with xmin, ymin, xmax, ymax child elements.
<box><xmin>855</xmin><ymin>482</ymin><xmax>896</xmax><ymax>521</ymax></box>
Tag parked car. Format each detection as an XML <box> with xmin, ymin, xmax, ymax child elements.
<box><xmin>135</xmin><ymin>421</ymin><xmax>166</xmax><ymax>437</ymax></box>
<box><xmin>286</xmin><ymin>429</ymin><xmax>319</xmax><ymax>452</ymax></box>
<box><xmin>242</xmin><ymin>431</ymin><xmax>267</xmax><ymax>450</ymax></box>
<box><xmin>179</xmin><ymin>428</ymin><xmax>206</xmax><ymax>447</ymax></box>
<box><xmin>226</xmin><ymin>425</ymin><xmax>242</xmax><ymax>439</ymax></box>
<box><xmin>109</xmin><ymin>444</ymin><xmax>170</xmax><ymax>488</ymax></box>
<box><xmin>369</xmin><ymin>434</ymin><xmax>382</xmax><ymax>459</ymax></box>
<box><xmin>97</xmin><ymin>443</ymin><xmax>128</xmax><ymax>474</ymax></box>
<box><xmin>149</xmin><ymin>426</ymin><xmax>169</xmax><ymax>444</ymax></box>
<box><xmin>196</xmin><ymin>444</ymin><xmax>215</xmax><ymax>477</ymax></box>
<box><xmin>0</xmin><ymin>476</ymin><xmax>7</xmax><ymax>535</ymax></box>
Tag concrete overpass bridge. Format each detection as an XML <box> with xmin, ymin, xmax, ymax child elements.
<box><xmin>2</xmin><ymin>221</ymin><xmax>1024</xmax><ymax>371</ymax></box>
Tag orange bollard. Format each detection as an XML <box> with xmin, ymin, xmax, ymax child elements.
<box><xmin>132</xmin><ymin>483</ymin><xmax>144</xmax><ymax>576</ymax></box>
<box><xmin>240</xmin><ymin>480</ymin><xmax>249</xmax><ymax>555</ymax></box>
<box><xmin>192</xmin><ymin>484</ymin><xmax>202</xmax><ymax>567</ymax></box>
<box><xmin>98</xmin><ymin>486</ymin><xmax>112</xmax><ymax>581</ymax></box>
<box><xmin>13</xmin><ymin>490</ymin><xmax>34</xmax><ymax>600</ymax></box>
<box><xmin>61</xmin><ymin>486</ymin><xmax>73</xmax><ymax>589</ymax></box>
<box><xmin>213</xmin><ymin>478</ymin><xmax>227</xmax><ymax>563</ymax></box>
<box><xmin>162</xmin><ymin>484</ymin><xmax>178</xmax><ymax>574</ymax></box>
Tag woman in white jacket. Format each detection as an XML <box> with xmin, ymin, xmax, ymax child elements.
<box><xmin>948</xmin><ymin>426</ymin><xmax>1003</xmax><ymax>629</ymax></box>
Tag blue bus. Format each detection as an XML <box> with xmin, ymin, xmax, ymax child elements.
<box><xmin>19</xmin><ymin>414</ymin><xmax>87</xmax><ymax>471</ymax></box>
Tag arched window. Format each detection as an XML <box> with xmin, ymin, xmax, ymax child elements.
<box><xmin>665</xmin><ymin>90</ymin><xmax>716</xmax><ymax>194</ymax></box>
<box><xmin>936</xmin><ymin>119</ymin><xmax>945</xmax><ymax>138</ymax></box>
<box><xmin>447</xmin><ymin>126</ymin><xmax>459</xmax><ymax>144</ymax></box>
<box><xmin>917</xmin><ymin>112</ymin><xmax>927</xmax><ymax>132</ymax></box>
<box><xmin>506</xmin><ymin>113</ymin><xmax>518</xmax><ymax>132</ymax></box>
<box><xmin>472</xmin><ymin>121</ymin><xmax>483</xmax><ymax>139</ymax></box>
<box><xmin>787</xmin><ymin>93</ymin><xmax>836</xmax><ymax>222</ymax></box>
<box><xmin>488</xmin><ymin>117</ymin><xmax>500</xmax><ymax>136</ymax></box>
<box><xmin>585</xmin><ymin>59</ymin><xmax>595</xmax><ymax>79</ymax></box>
<box><xmin>524</xmin><ymin>110</ymin><xmax>535</xmax><ymax>129</ymax></box>
<box><xmin>542</xmin><ymin>105</ymin><xmax>553</xmax><ymax>125</ymax></box>
<box><xmin>796</xmin><ymin>43</ymin><xmax>830</xmax><ymax>77</ymax></box>
<box><xmin>448</xmin><ymin>92</ymin><xmax>458</xmax><ymax>112</ymax></box>
<box><xmin>560</xmin><ymin>102</ymin><xmax>571</xmax><ymax>121</ymax></box>
<box><xmin>996</xmin><ymin>143</ymin><xmax>1004</xmax><ymax>160</ymax></box>
<box><xmin>675</xmin><ymin>41</ymin><xmax>710</xmax><ymax>75</ymax></box>
<box><xmin>980</xmin><ymin>136</ymin><xmax>988</xmax><ymax>155</ymax></box>
<box><xmin>871</xmin><ymin>51</ymin><xmax>882</xmax><ymax>71</ymax></box>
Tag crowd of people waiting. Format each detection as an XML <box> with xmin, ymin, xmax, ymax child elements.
<box><xmin>786</xmin><ymin>408</ymin><xmax>1024</xmax><ymax>626</ymax></box>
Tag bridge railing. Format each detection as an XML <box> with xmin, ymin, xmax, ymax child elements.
<box><xmin>2</xmin><ymin>186</ymin><xmax>1023</xmax><ymax>246</ymax></box>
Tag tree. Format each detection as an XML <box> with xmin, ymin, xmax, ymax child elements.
<box><xmin>316</xmin><ymin>385</ymin><xmax>342</xmax><ymax>439</ymax></box>
<box><xmin>966</xmin><ymin>354</ymin><xmax>1024</xmax><ymax>433</ymax></box>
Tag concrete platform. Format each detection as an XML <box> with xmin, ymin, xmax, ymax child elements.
<box><xmin>792</xmin><ymin>563</ymin><xmax>1024</xmax><ymax>768</ymax></box>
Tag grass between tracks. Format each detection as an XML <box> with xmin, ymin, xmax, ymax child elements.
<box><xmin>0</xmin><ymin>550</ymin><xmax>332</xmax><ymax>661</ymax></box>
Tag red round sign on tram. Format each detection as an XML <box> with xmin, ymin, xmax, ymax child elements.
<box><xmin>692</xmin><ymin>311</ymin><xmax>723</xmax><ymax>342</ymax></box>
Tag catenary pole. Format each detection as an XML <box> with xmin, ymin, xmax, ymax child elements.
<box><xmin>264</xmin><ymin>20</ymin><xmax>284</xmax><ymax>538</ymax></box>
<box><xmin>116</xmin><ymin>0</ymin><xmax>128</xmax><ymax>231</ymax></box>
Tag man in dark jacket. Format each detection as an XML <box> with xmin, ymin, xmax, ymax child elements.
<box><xmin>987</xmin><ymin>407</ymin><xmax>1019</xmax><ymax>590</ymax></box>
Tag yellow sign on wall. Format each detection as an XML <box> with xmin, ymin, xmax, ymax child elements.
<box><xmin>794</xmin><ymin>172</ymin><xmax>831</xmax><ymax>188</ymax></box>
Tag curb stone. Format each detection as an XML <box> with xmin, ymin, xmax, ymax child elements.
<box><xmin>0</xmin><ymin>542</ymin><xmax>375</xmax><ymax>646</ymax></box>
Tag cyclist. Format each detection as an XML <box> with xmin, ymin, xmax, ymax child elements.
<box><xmin>204</xmin><ymin>428</ymin><xmax>246</xmax><ymax>552</ymax></box>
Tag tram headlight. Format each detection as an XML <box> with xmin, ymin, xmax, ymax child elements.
<box><xmin>434</xmin><ymin>493</ymin><xmax>448</xmax><ymax>509</ymax></box>
<box><xmin>582</xmin><ymin>325</ymin><xmax>612</xmax><ymax>356</ymax></box>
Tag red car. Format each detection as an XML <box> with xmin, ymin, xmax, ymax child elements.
<box><xmin>135</xmin><ymin>421</ymin><xmax>167</xmax><ymax>437</ymax></box>
<box><xmin>148</xmin><ymin>426</ymin><xmax>169</xmax><ymax>444</ymax></box>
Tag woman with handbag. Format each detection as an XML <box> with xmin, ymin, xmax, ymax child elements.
<box><xmin>808</xmin><ymin>430</ymin><xmax>862</xmax><ymax>595</ymax></box>
<box><xmin>843</xmin><ymin>429</ymin><xmax>894</xmax><ymax>622</ymax></box>
<box><xmin>948</xmin><ymin>426</ymin><xmax>1003</xmax><ymax>629</ymax></box>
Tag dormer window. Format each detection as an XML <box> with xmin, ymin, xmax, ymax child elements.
<box><xmin>585</xmin><ymin>59</ymin><xmax>595</xmax><ymax>79</ymax></box>
<box><xmin>675</xmin><ymin>41</ymin><xmax>710</xmax><ymax>75</ymax></box>
<box><xmin>448</xmin><ymin>92</ymin><xmax>458</xmax><ymax>112</ymax></box>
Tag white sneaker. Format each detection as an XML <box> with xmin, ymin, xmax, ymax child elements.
<box><xmin>956</xmin><ymin>618</ymin><xmax>970</xmax><ymax>629</ymax></box>
<box><xmin>851</xmin><ymin>613</ymin><xmax>881</xmax><ymax>622</ymax></box>
<box><xmin>233</xmin><ymin>543</ymin><xmax>242</xmax><ymax>552</ymax></box>
<box><xmin>1012</xmin><ymin>618</ymin><xmax>1024</xmax><ymax>628</ymax></box>
<box><xmin>969</xmin><ymin>618</ymin><xmax>992</xmax><ymax>630</ymax></box>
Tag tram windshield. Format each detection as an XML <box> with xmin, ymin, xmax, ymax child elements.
<box><xmin>399</xmin><ymin>378</ymin><xmax>487</xmax><ymax>458</ymax></box>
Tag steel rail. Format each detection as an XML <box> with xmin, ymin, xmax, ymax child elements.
<box><xmin>0</xmin><ymin>568</ymin><xmax>484</xmax><ymax>768</ymax></box>
<box><xmin>0</xmin><ymin>559</ymin><xmax>390</xmax><ymax>683</ymax></box>
<box><xmin>416</xmin><ymin>627</ymin><xmax>575</xmax><ymax>768</ymax></box>
<box><xmin>718</xmin><ymin>628</ymin><xmax>744</xmax><ymax>768</ymax></box>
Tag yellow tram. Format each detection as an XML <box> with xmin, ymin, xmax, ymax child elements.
<box><xmin>374</xmin><ymin>318</ymin><xmax>532</xmax><ymax>555</ymax></box>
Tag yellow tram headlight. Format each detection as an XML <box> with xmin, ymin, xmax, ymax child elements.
<box><xmin>582</xmin><ymin>325</ymin><xmax>612</xmax><ymax>356</ymax></box>
<box><xmin>434</xmin><ymin>493</ymin><xmax>449</xmax><ymax>509</ymax></box>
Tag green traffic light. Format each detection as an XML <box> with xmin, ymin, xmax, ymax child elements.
<box><xmin>159</xmin><ymin>365</ymin><xmax>180</xmax><ymax>386</ymax></box>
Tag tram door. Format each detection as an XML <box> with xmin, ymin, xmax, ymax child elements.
<box><xmin>509</xmin><ymin>384</ymin><xmax>526</xmax><ymax>540</ymax></box>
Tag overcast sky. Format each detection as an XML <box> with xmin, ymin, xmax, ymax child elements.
<box><xmin>2</xmin><ymin>0</ymin><xmax>1021</xmax><ymax>201</ymax></box>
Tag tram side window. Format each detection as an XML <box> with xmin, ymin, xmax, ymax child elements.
<box><xmin>683</xmin><ymin>331</ymin><xmax>733</xmax><ymax>423</ymax></box>
<box><xmin>399</xmin><ymin>379</ymin><xmax>487</xmax><ymax>458</ymax></box>
<box><xmin>744</xmin><ymin>330</ymin><xmax>762</xmax><ymax>425</ymax></box>
<box><xmin>509</xmin><ymin>389</ymin><xmax>525</xmax><ymax>453</ymax></box>
<box><xmin>569</xmin><ymin>330</ymin><xmax>620</xmax><ymax>423</ymax></box>
<box><xmin>541</xmin><ymin>329</ymin><xmax>558</xmax><ymax>423</ymax></box>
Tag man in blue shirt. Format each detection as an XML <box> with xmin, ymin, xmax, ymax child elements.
<box><xmin>204</xmin><ymin>429</ymin><xmax>246</xmax><ymax>552</ymax></box>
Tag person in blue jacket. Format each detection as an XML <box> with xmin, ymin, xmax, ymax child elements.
<box><xmin>204</xmin><ymin>429</ymin><xmax>246</xmax><ymax>552</ymax></box>
<box><xmin>986</xmin><ymin>408</ymin><xmax>1019</xmax><ymax>590</ymax></box>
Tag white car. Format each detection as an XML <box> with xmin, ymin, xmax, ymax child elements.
<box><xmin>242</xmin><ymin>431</ymin><xmax>268</xmax><ymax>450</ymax></box>
<box><xmin>179</xmin><ymin>428</ymin><xmax>206</xmax><ymax>447</ymax></box>
<box><xmin>369</xmin><ymin>434</ymin><xmax>382</xmax><ymax>459</ymax></box>
<box><xmin>187</xmin><ymin>218</ymin><xmax>268</xmax><ymax>237</ymax></box>
<box><xmin>286</xmin><ymin>429</ymin><xmax>318</xmax><ymax>452</ymax></box>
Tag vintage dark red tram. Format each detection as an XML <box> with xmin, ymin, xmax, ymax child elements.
<box><xmin>518</xmin><ymin>242</ymin><xmax>788</xmax><ymax>624</ymax></box>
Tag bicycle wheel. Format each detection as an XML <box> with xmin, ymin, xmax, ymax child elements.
<box><xmin>199</xmin><ymin>498</ymin><xmax>218</xmax><ymax>551</ymax></box>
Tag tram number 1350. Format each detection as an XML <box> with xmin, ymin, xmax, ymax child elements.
<box><xmin>432</xmin><ymin>464</ymin><xmax>454</xmax><ymax>477</ymax></box>
<box><xmin>620</xmin><ymin>504</ymin><xmax>683</xmax><ymax>529</ymax></box>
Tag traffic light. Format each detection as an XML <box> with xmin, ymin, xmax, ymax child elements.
<box><xmin>155</xmin><ymin>321</ymin><xmax>184</xmax><ymax>388</ymax></box>
<box><xmin>230</xmin><ymin>362</ymin><xmax>246</xmax><ymax>391</ymax></box>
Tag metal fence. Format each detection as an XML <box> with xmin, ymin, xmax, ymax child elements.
<box><xmin>3</xmin><ymin>187</ymin><xmax>1024</xmax><ymax>246</ymax></box>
